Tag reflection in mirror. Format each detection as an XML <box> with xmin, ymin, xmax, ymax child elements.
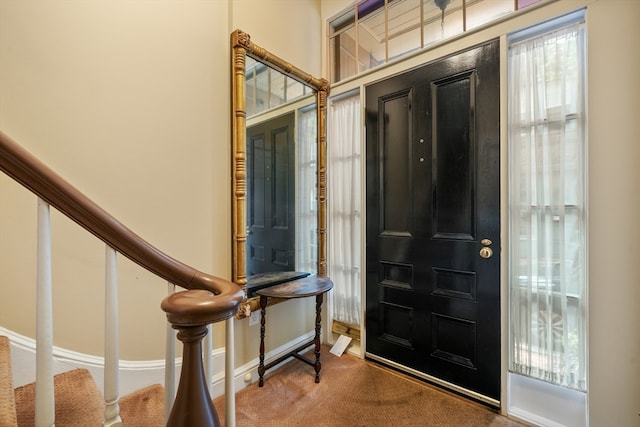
<box><xmin>245</xmin><ymin>57</ymin><xmax>313</xmax><ymax>116</ymax></box>
<box><xmin>231</xmin><ymin>29</ymin><xmax>329</xmax><ymax>312</ymax></box>
<box><xmin>245</xmin><ymin>104</ymin><xmax>317</xmax><ymax>281</ymax></box>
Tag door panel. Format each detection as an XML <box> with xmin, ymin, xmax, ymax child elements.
<box><xmin>365</xmin><ymin>40</ymin><xmax>500</xmax><ymax>401</ymax></box>
<box><xmin>247</xmin><ymin>112</ymin><xmax>295</xmax><ymax>276</ymax></box>
<box><xmin>432</xmin><ymin>72</ymin><xmax>475</xmax><ymax>239</ymax></box>
<box><xmin>380</xmin><ymin>89</ymin><xmax>413</xmax><ymax>236</ymax></box>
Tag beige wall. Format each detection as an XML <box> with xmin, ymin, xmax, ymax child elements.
<box><xmin>0</xmin><ymin>1</ymin><xmax>233</xmax><ymax>359</ymax></box>
<box><xmin>0</xmin><ymin>0</ymin><xmax>323</xmax><ymax>366</ymax></box>
<box><xmin>323</xmin><ymin>0</ymin><xmax>640</xmax><ymax>425</ymax></box>
<box><xmin>231</xmin><ymin>0</ymin><xmax>322</xmax><ymax>77</ymax></box>
<box><xmin>585</xmin><ymin>1</ymin><xmax>640</xmax><ymax>426</ymax></box>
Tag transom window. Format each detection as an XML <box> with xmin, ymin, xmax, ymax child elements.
<box><xmin>328</xmin><ymin>0</ymin><xmax>544</xmax><ymax>83</ymax></box>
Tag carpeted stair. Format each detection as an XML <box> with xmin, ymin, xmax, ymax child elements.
<box><xmin>1</xmin><ymin>336</ymin><xmax>18</xmax><ymax>426</ymax></box>
<box><xmin>0</xmin><ymin>336</ymin><xmax>165</xmax><ymax>427</ymax></box>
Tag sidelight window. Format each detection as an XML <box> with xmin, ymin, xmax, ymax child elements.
<box><xmin>508</xmin><ymin>12</ymin><xmax>587</xmax><ymax>392</ymax></box>
<box><xmin>328</xmin><ymin>92</ymin><xmax>362</xmax><ymax>326</ymax></box>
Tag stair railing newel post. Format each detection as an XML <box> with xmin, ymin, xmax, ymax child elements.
<box><xmin>161</xmin><ymin>285</ymin><xmax>243</xmax><ymax>427</ymax></box>
<box><xmin>166</xmin><ymin>324</ymin><xmax>219</xmax><ymax>427</ymax></box>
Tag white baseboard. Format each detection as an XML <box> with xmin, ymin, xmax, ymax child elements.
<box><xmin>0</xmin><ymin>326</ymin><xmax>195</xmax><ymax>395</ymax></box>
<box><xmin>0</xmin><ymin>326</ymin><xmax>316</xmax><ymax>399</ymax></box>
<box><xmin>507</xmin><ymin>372</ymin><xmax>587</xmax><ymax>427</ymax></box>
<box><xmin>508</xmin><ymin>407</ymin><xmax>566</xmax><ymax>427</ymax></box>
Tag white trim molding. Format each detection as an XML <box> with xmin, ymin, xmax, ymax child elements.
<box><xmin>1</xmin><ymin>326</ymin><xmax>316</xmax><ymax>399</ymax></box>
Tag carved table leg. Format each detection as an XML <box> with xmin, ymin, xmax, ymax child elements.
<box><xmin>314</xmin><ymin>293</ymin><xmax>323</xmax><ymax>383</ymax></box>
<box><xmin>258</xmin><ymin>295</ymin><xmax>267</xmax><ymax>387</ymax></box>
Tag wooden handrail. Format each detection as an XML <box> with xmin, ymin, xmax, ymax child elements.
<box><xmin>0</xmin><ymin>130</ymin><xmax>243</xmax><ymax>324</ymax></box>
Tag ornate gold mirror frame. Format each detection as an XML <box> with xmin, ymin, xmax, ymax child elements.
<box><xmin>231</xmin><ymin>29</ymin><xmax>329</xmax><ymax>314</ymax></box>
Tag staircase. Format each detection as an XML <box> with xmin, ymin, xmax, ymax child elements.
<box><xmin>1</xmin><ymin>336</ymin><xmax>165</xmax><ymax>426</ymax></box>
<box><xmin>0</xmin><ymin>130</ymin><xmax>245</xmax><ymax>426</ymax></box>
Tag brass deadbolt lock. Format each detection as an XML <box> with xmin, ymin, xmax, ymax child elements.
<box><xmin>479</xmin><ymin>247</ymin><xmax>493</xmax><ymax>259</ymax></box>
<box><xmin>479</xmin><ymin>238</ymin><xmax>493</xmax><ymax>259</ymax></box>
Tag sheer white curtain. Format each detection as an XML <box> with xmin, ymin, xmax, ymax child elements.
<box><xmin>508</xmin><ymin>22</ymin><xmax>586</xmax><ymax>390</ymax></box>
<box><xmin>297</xmin><ymin>106</ymin><xmax>318</xmax><ymax>274</ymax></box>
<box><xmin>328</xmin><ymin>94</ymin><xmax>361</xmax><ymax>325</ymax></box>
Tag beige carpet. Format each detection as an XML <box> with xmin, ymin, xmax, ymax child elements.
<box><xmin>4</xmin><ymin>340</ymin><xmax>526</xmax><ymax>426</ymax></box>
<box><xmin>12</xmin><ymin>367</ymin><xmax>165</xmax><ymax>427</ymax></box>
<box><xmin>213</xmin><ymin>346</ymin><xmax>525</xmax><ymax>427</ymax></box>
<box><xmin>0</xmin><ymin>336</ymin><xmax>18</xmax><ymax>426</ymax></box>
<box><xmin>119</xmin><ymin>383</ymin><xmax>165</xmax><ymax>427</ymax></box>
<box><xmin>2</xmin><ymin>335</ymin><xmax>163</xmax><ymax>426</ymax></box>
<box><xmin>14</xmin><ymin>368</ymin><xmax>105</xmax><ymax>426</ymax></box>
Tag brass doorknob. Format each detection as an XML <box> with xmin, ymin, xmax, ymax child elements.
<box><xmin>479</xmin><ymin>247</ymin><xmax>493</xmax><ymax>259</ymax></box>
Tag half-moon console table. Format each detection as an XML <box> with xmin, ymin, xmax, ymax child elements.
<box><xmin>256</xmin><ymin>275</ymin><xmax>334</xmax><ymax>387</ymax></box>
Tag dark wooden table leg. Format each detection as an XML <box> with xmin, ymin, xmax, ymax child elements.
<box><xmin>313</xmin><ymin>293</ymin><xmax>323</xmax><ymax>383</ymax></box>
<box><xmin>258</xmin><ymin>295</ymin><xmax>267</xmax><ymax>387</ymax></box>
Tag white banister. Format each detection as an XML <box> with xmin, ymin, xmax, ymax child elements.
<box><xmin>164</xmin><ymin>282</ymin><xmax>176</xmax><ymax>424</ymax></box>
<box><xmin>225</xmin><ymin>318</ymin><xmax>236</xmax><ymax>427</ymax></box>
<box><xmin>204</xmin><ymin>324</ymin><xmax>213</xmax><ymax>397</ymax></box>
<box><xmin>35</xmin><ymin>198</ymin><xmax>55</xmax><ymax>427</ymax></box>
<box><xmin>104</xmin><ymin>246</ymin><xmax>122</xmax><ymax>427</ymax></box>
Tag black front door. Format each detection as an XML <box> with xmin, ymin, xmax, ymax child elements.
<box><xmin>247</xmin><ymin>112</ymin><xmax>296</xmax><ymax>276</ymax></box>
<box><xmin>365</xmin><ymin>40</ymin><xmax>501</xmax><ymax>401</ymax></box>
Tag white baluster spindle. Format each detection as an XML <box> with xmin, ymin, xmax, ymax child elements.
<box><xmin>204</xmin><ymin>324</ymin><xmax>213</xmax><ymax>397</ymax></box>
<box><xmin>164</xmin><ymin>282</ymin><xmax>176</xmax><ymax>424</ymax></box>
<box><xmin>104</xmin><ymin>246</ymin><xmax>121</xmax><ymax>426</ymax></box>
<box><xmin>35</xmin><ymin>198</ymin><xmax>55</xmax><ymax>427</ymax></box>
<box><xmin>225</xmin><ymin>318</ymin><xmax>236</xmax><ymax>427</ymax></box>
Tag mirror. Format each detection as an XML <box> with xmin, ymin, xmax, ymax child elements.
<box><xmin>231</xmin><ymin>29</ymin><xmax>329</xmax><ymax>313</ymax></box>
